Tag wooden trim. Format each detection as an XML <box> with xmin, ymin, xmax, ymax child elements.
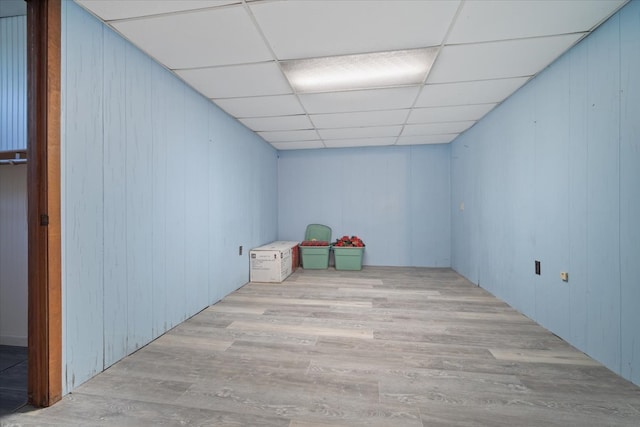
<box><xmin>26</xmin><ymin>0</ymin><xmax>62</xmax><ymax>407</ymax></box>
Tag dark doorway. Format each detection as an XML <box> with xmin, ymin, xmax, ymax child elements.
<box><xmin>0</xmin><ymin>345</ymin><xmax>28</xmax><ymax>414</ymax></box>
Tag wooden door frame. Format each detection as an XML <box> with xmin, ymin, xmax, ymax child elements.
<box><xmin>26</xmin><ymin>0</ymin><xmax>62</xmax><ymax>407</ymax></box>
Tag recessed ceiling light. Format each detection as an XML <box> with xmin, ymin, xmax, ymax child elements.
<box><xmin>281</xmin><ymin>47</ymin><xmax>438</xmax><ymax>93</ymax></box>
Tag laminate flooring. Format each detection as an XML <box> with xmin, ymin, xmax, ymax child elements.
<box><xmin>2</xmin><ymin>267</ymin><xmax>640</xmax><ymax>426</ymax></box>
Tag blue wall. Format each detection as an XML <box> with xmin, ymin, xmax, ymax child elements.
<box><xmin>61</xmin><ymin>1</ymin><xmax>278</xmax><ymax>393</ymax></box>
<box><xmin>451</xmin><ymin>0</ymin><xmax>640</xmax><ymax>386</ymax></box>
<box><xmin>278</xmin><ymin>145</ymin><xmax>450</xmax><ymax>267</ymax></box>
<box><xmin>0</xmin><ymin>15</ymin><xmax>26</xmax><ymax>151</ymax></box>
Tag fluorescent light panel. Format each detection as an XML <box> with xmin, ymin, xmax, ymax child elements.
<box><xmin>282</xmin><ymin>48</ymin><xmax>437</xmax><ymax>93</ymax></box>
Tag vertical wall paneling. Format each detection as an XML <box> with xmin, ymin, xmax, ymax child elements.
<box><xmin>619</xmin><ymin>0</ymin><xmax>640</xmax><ymax>385</ymax></box>
<box><xmin>226</xmin><ymin>125</ymin><xmax>254</xmax><ymax>289</ymax></box>
<box><xmin>278</xmin><ymin>150</ymin><xmax>342</xmax><ymax>244</ymax></box>
<box><xmin>567</xmin><ymin>40</ymin><xmax>590</xmax><ymax>350</ymax></box>
<box><xmin>164</xmin><ymin>82</ymin><xmax>186</xmax><ymax>328</ymax></box>
<box><xmin>585</xmin><ymin>13</ymin><xmax>621</xmax><ymax>370</ymax></box>
<box><xmin>409</xmin><ymin>145</ymin><xmax>450</xmax><ymax>267</ymax></box>
<box><xmin>277</xmin><ymin>145</ymin><xmax>451</xmax><ymax>267</ymax></box>
<box><xmin>124</xmin><ymin>43</ymin><xmax>154</xmax><ymax>354</ymax></box>
<box><xmin>207</xmin><ymin>108</ymin><xmax>278</xmax><ymax>298</ymax></box>
<box><xmin>0</xmin><ymin>16</ymin><xmax>26</xmax><ymax>151</ymax></box>
<box><xmin>102</xmin><ymin>27</ymin><xmax>128</xmax><ymax>366</ymax></box>
<box><xmin>63</xmin><ymin>1</ymin><xmax>105</xmax><ymax>391</ymax></box>
<box><xmin>184</xmin><ymin>94</ymin><xmax>209</xmax><ymax>316</ymax></box>
<box><xmin>62</xmin><ymin>1</ymin><xmax>278</xmax><ymax>394</ymax></box>
<box><xmin>0</xmin><ymin>166</ymin><xmax>28</xmax><ymax>346</ymax></box>
<box><xmin>207</xmin><ymin>105</ymin><xmax>231</xmax><ymax>304</ymax></box>
<box><xmin>343</xmin><ymin>149</ymin><xmax>411</xmax><ymax>266</ymax></box>
<box><xmin>532</xmin><ymin>63</ymin><xmax>571</xmax><ymax>336</ymax></box>
<box><xmin>450</xmin><ymin>137</ymin><xmax>479</xmax><ymax>283</ymax></box>
<box><xmin>473</xmin><ymin>85</ymin><xmax>538</xmax><ymax>314</ymax></box>
<box><xmin>503</xmin><ymin>90</ymin><xmax>537</xmax><ymax>314</ymax></box>
<box><xmin>450</xmin><ymin>1</ymin><xmax>639</xmax><ymax>386</ymax></box>
<box><xmin>461</xmin><ymin>94</ymin><xmax>527</xmax><ymax>333</ymax></box>
<box><xmin>150</xmin><ymin>63</ymin><xmax>170</xmax><ymax>338</ymax></box>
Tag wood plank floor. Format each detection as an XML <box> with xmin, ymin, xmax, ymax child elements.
<box><xmin>3</xmin><ymin>267</ymin><xmax>640</xmax><ymax>426</ymax></box>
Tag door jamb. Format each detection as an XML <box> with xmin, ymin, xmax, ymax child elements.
<box><xmin>26</xmin><ymin>0</ymin><xmax>62</xmax><ymax>407</ymax></box>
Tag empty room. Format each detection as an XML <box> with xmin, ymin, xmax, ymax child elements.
<box><xmin>1</xmin><ymin>0</ymin><xmax>639</xmax><ymax>425</ymax></box>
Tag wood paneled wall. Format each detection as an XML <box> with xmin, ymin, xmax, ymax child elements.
<box><xmin>0</xmin><ymin>15</ymin><xmax>26</xmax><ymax>152</ymax></box>
<box><xmin>61</xmin><ymin>1</ymin><xmax>278</xmax><ymax>393</ymax></box>
<box><xmin>450</xmin><ymin>0</ymin><xmax>640</xmax><ymax>386</ymax></box>
<box><xmin>278</xmin><ymin>145</ymin><xmax>451</xmax><ymax>267</ymax></box>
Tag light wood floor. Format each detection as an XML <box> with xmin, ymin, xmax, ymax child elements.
<box><xmin>3</xmin><ymin>267</ymin><xmax>640</xmax><ymax>426</ymax></box>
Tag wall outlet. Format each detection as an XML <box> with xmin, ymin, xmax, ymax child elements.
<box><xmin>560</xmin><ymin>271</ymin><xmax>569</xmax><ymax>282</ymax></box>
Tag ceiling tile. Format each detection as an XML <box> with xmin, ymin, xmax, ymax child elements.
<box><xmin>396</xmin><ymin>134</ymin><xmax>458</xmax><ymax>145</ymax></box>
<box><xmin>177</xmin><ymin>62</ymin><xmax>291</xmax><ymax>98</ymax></box>
<box><xmin>77</xmin><ymin>1</ymin><xmax>238</xmax><ymax>21</ymax></box>
<box><xmin>318</xmin><ymin>126</ymin><xmax>403</xmax><ymax>140</ymax></box>
<box><xmin>324</xmin><ymin>137</ymin><xmax>397</xmax><ymax>148</ymax></box>
<box><xmin>250</xmin><ymin>0</ymin><xmax>460</xmax><ymax>60</ymax></box>
<box><xmin>427</xmin><ymin>34</ymin><xmax>584</xmax><ymax>83</ymax></box>
<box><xmin>416</xmin><ymin>78</ymin><xmax>530</xmax><ymax>107</ymax></box>
<box><xmin>407</xmin><ymin>104</ymin><xmax>497</xmax><ymax>124</ymax></box>
<box><xmin>258</xmin><ymin>130</ymin><xmax>319</xmax><ymax>143</ymax></box>
<box><xmin>239</xmin><ymin>115</ymin><xmax>313</xmax><ymax>132</ymax></box>
<box><xmin>402</xmin><ymin>121</ymin><xmax>476</xmax><ymax>136</ymax></box>
<box><xmin>77</xmin><ymin>0</ymin><xmax>627</xmax><ymax>151</ymax></box>
<box><xmin>214</xmin><ymin>95</ymin><xmax>304</xmax><ymax>118</ymax></box>
<box><xmin>299</xmin><ymin>87</ymin><xmax>420</xmax><ymax>115</ymax></box>
<box><xmin>311</xmin><ymin>110</ymin><xmax>410</xmax><ymax>129</ymax></box>
<box><xmin>111</xmin><ymin>6</ymin><xmax>272</xmax><ymax>69</ymax></box>
<box><xmin>448</xmin><ymin>0</ymin><xmax>627</xmax><ymax>44</ymax></box>
<box><xmin>272</xmin><ymin>141</ymin><xmax>325</xmax><ymax>150</ymax></box>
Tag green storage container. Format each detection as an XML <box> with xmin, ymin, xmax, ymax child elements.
<box><xmin>333</xmin><ymin>246</ymin><xmax>364</xmax><ymax>271</ymax></box>
<box><xmin>304</xmin><ymin>224</ymin><xmax>331</xmax><ymax>242</ymax></box>
<box><xmin>300</xmin><ymin>246</ymin><xmax>331</xmax><ymax>269</ymax></box>
<box><xmin>301</xmin><ymin>224</ymin><xmax>331</xmax><ymax>269</ymax></box>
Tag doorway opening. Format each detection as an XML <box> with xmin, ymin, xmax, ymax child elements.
<box><xmin>0</xmin><ymin>151</ymin><xmax>28</xmax><ymax>413</ymax></box>
<box><xmin>0</xmin><ymin>0</ymin><xmax>29</xmax><ymax>413</ymax></box>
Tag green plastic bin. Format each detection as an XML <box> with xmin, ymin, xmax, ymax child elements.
<box><xmin>333</xmin><ymin>246</ymin><xmax>364</xmax><ymax>271</ymax></box>
<box><xmin>304</xmin><ymin>224</ymin><xmax>331</xmax><ymax>242</ymax></box>
<box><xmin>300</xmin><ymin>224</ymin><xmax>331</xmax><ymax>269</ymax></box>
<box><xmin>300</xmin><ymin>246</ymin><xmax>331</xmax><ymax>269</ymax></box>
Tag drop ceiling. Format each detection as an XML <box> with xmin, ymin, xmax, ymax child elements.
<box><xmin>75</xmin><ymin>0</ymin><xmax>627</xmax><ymax>150</ymax></box>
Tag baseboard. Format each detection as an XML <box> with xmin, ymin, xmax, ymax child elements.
<box><xmin>0</xmin><ymin>335</ymin><xmax>28</xmax><ymax>347</ymax></box>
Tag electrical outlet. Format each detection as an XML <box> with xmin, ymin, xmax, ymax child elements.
<box><xmin>535</xmin><ymin>260</ymin><xmax>541</xmax><ymax>275</ymax></box>
<box><xmin>239</xmin><ymin>245</ymin><xmax>243</xmax><ymax>256</ymax></box>
<box><xmin>560</xmin><ymin>271</ymin><xmax>569</xmax><ymax>282</ymax></box>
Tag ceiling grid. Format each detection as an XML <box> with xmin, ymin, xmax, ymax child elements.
<box><xmin>75</xmin><ymin>0</ymin><xmax>628</xmax><ymax>150</ymax></box>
